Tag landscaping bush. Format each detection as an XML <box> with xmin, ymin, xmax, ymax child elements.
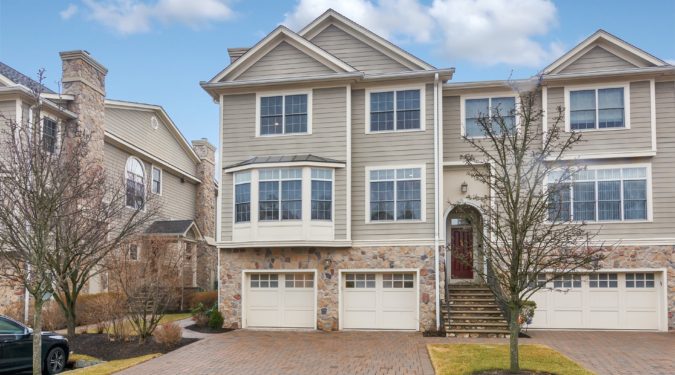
<box><xmin>0</xmin><ymin>300</ymin><xmax>66</xmax><ymax>330</ymax></box>
<box><xmin>188</xmin><ymin>291</ymin><xmax>217</xmax><ymax>309</ymax></box>
<box><xmin>207</xmin><ymin>308</ymin><xmax>224</xmax><ymax>330</ymax></box>
<box><xmin>154</xmin><ymin>322</ymin><xmax>182</xmax><ymax>349</ymax></box>
<box><xmin>190</xmin><ymin>302</ymin><xmax>209</xmax><ymax>327</ymax></box>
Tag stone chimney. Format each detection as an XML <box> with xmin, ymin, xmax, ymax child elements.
<box><xmin>192</xmin><ymin>138</ymin><xmax>217</xmax><ymax>241</ymax></box>
<box><xmin>227</xmin><ymin>48</ymin><xmax>249</xmax><ymax>64</ymax></box>
<box><xmin>59</xmin><ymin>50</ymin><xmax>107</xmax><ymax>164</ymax></box>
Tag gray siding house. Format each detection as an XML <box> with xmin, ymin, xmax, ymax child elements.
<box><xmin>205</xmin><ymin>10</ymin><xmax>674</xmax><ymax>333</ymax></box>
<box><xmin>0</xmin><ymin>51</ymin><xmax>218</xmax><ymax>309</ymax></box>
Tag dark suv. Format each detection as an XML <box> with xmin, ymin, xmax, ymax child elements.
<box><xmin>0</xmin><ymin>315</ymin><xmax>69</xmax><ymax>374</ymax></box>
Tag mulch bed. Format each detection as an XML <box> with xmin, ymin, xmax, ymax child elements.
<box><xmin>69</xmin><ymin>334</ymin><xmax>199</xmax><ymax>361</ymax></box>
<box><xmin>184</xmin><ymin>323</ymin><xmax>234</xmax><ymax>334</ymax></box>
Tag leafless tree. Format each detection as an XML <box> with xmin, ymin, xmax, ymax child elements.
<box><xmin>456</xmin><ymin>78</ymin><xmax>606</xmax><ymax>371</ymax></box>
<box><xmin>0</xmin><ymin>70</ymin><xmax>68</xmax><ymax>375</ymax></box>
<box><xmin>106</xmin><ymin>236</ymin><xmax>185</xmax><ymax>343</ymax></box>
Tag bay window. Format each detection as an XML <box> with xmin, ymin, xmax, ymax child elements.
<box><xmin>548</xmin><ymin>166</ymin><xmax>648</xmax><ymax>222</ymax></box>
<box><xmin>234</xmin><ymin>171</ymin><xmax>251</xmax><ymax>223</ymax></box>
<box><xmin>369</xmin><ymin>167</ymin><xmax>423</xmax><ymax>222</ymax></box>
<box><xmin>311</xmin><ymin>168</ymin><xmax>332</xmax><ymax>220</ymax></box>
<box><xmin>569</xmin><ymin>87</ymin><xmax>626</xmax><ymax>130</ymax></box>
<box><xmin>259</xmin><ymin>168</ymin><xmax>302</xmax><ymax>221</ymax></box>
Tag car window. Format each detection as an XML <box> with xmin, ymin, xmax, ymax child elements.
<box><xmin>0</xmin><ymin>318</ymin><xmax>24</xmax><ymax>334</ymax></box>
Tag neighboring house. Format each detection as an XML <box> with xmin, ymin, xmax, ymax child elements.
<box><xmin>0</xmin><ymin>51</ymin><xmax>218</xmax><ymax>311</ymax></box>
<box><xmin>203</xmin><ymin>9</ymin><xmax>674</xmax><ymax>333</ymax></box>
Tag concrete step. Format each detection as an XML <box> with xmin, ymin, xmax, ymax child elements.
<box><xmin>448</xmin><ymin>316</ymin><xmax>507</xmax><ymax>322</ymax></box>
<box><xmin>446</xmin><ymin>329</ymin><xmax>510</xmax><ymax>338</ymax></box>
<box><xmin>447</xmin><ymin>322</ymin><xmax>509</xmax><ymax>328</ymax></box>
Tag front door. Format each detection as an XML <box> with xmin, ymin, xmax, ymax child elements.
<box><xmin>451</xmin><ymin>228</ymin><xmax>473</xmax><ymax>279</ymax></box>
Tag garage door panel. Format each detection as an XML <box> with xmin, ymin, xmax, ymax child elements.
<box><xmin>342</xmin><ymin>272</ymin><xmax>418</xmax><ymax>330</ymax></box>
<box><xmin>245</xmin><ymin>273</ymin><xmax>315</xmax><ymax>328</ymax></box>
<box><xmin>530</xmin><ymin>272</ymin><xmax>662</xmax><ymax>330</ymax></box>
<box><xmin>589</xmin><ymin>291</ymin><xmax>619</xmax><ymax>308</ymax></box>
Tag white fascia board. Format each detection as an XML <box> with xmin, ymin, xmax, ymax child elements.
<box><xmin>543</xmin><ymin>30</ymin><xmax>667</xmax><ymax>75</ymax></box>
<box><xmin>0</xmin><ymin>86</ymin><xmax>78</xmax><ymax>119</ymax></box>
<box><xmin>209</xmin><ymin>26</ymin><xmax>355</xmax><ymax>83</ymax></box>
<box><xmin>217</xmin><ymin>240</ymin><xmax>352</xmax><ymax>249</ymax></box>
<box><xmin>105</xmin><ymin>99</ymin><xmax>201</xmax><ymax>163</ymax></box>
<box><xmin>298</xmin><ymin>9</ymin><xmax>435</xmax><ymax>71</ymax></box>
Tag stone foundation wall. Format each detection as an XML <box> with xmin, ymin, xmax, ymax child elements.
<box><xmin>219</xmin><ymin>246</ymin><xmax>437</xmax><ymax>331</ymax></box>
<box><xmin>598</xmin><ymin>245</ymin><xmax>674</xmax><ymax>328</ymax></box>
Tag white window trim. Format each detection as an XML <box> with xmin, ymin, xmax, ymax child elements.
<box><xmin>564</xmin><ymin>82</ymin><xmax>631</xmax><ymax>132</ymax></box>
<box><xmin>124</xmin><ymin>156</ymin><xmax>147</xmax><ymax>211</ymax></box>
<box><xmin>231</xmin><ymin>167</ymin><xmax>336</xmax><ymax>227</ymax></box>
<box><xmin>128</xmin><ymin>243</ymin><xmax>140</xmax><ymax>261</ymax></box>
<box><xmin>37</xmin><ymin>112</ymin><xmax>61</xmax><ymax>152</ymax></box>
<box><xmin>364</xmin><ymin>164</ymin><xmax>427</xmax><ymax>224</ymax></box>
<box><xmin>255</xmin><ymin>90</ymin><xmax>313</xmax><ymax>137</ymax></box>
<box><xmin>545</xmin><ymin>162</ymin><xmax>653</xmax><ymax>223</ymax></box>
<box><xmin>365</xmin><ymin>84</ymin><xmax>426</xmax><ymax>134</ymax></box>
<box><xmin>233</xmin><ymin>171</ymin><xmax>252</xmax><ymax>224</ymax></box>
<box><xmin>310</xmin><ymin>168</ymin><xmax>334</xmax><ymax>222</ymax></box>
<box><xmin>459</xmin><ymin>92</ymin><xmax>521</xmax><ymax>138</ymax></box>
<box><xmin>151</xmin><ymin>165</ymin><xmax>163</xmax><ymax>195</ymax></box>
<box><xmin>258</xmin><ymin>168</ymin><xmax>304</xmax><ymax>222</ymax></box>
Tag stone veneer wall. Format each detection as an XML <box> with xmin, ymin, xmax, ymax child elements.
<box><xmin>598</xmin><ymin>245</ymin><xmax>674</xmax><ymax>328</ymax></box>
<box><xmin>219</xmin><ymin>246</ymin><xmax>437</xmax><ymax>331</ymax></box>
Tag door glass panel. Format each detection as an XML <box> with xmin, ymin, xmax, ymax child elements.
<box><xmin>383</xmin><ymin>273</ymin><xmax>414</xmax><ymax>288</ymax></box>
<box><xmin>285</xmin><ymin>273</ymin><xmax>314</xmax><ymax>288</ymax></box>
<box><xmin>250</xmin><ymin>274</ymin><xmax>279</xmax><ymax>288</ymax></box>
<box><xmin>345</xmin><ymin>273</ymin><xmax>376</xmax><ymax>288</ymax></box>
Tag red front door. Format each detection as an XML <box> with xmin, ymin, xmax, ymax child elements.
<box><xmin>451</xmin><ymin>228</ymin><xmax>473</xmax><ymax>279</ymax></box>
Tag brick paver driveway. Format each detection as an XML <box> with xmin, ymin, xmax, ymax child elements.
<box><xmin>118</xmin><ymin>330</ymin><xmax>674</xmax><ymax>375</ymax></box>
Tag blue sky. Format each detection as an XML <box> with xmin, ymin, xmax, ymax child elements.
<box><xmin>1</xmin><ymin>0</ymin><xmax>673</xmax><ymax>148</ymax></box>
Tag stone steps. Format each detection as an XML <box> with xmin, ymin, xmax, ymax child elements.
<box><xmin>441</xmin><ymin>284</ymin><xmax>509</xmax><ymax>338</ymax></box>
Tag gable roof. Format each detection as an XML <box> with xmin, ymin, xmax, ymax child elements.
<box><xmin>104</xmin><ymin>99</ymin><xmax>200</xmax><ymax>164</ymax></box>
<box><xmin>0</xmin><ymin>61</ymin><xmax>56</xmax><ymax>94</ymax></box>
<box><xmin>209</xmin><ymin>26</ymin><xmax>356</xmax><ymax>83</ymax></box>
<box><xmin>224</xmin><ymin>154</ymin><xmax>345</xmax><ymax>172</ymax></box>
<box><xmin>298</xmin><ymin>9</ymin><xmax>435</xmax><ymax>71</ymax></box>
<box><xmin>543</xmin><ymin>29</ymin><xmax>668</xmax><ymax>75</ymax></box>
<box><xmin>145</xmin><ymin>220</ymin><xmax>203</xmax><ymax>239</ymax></box>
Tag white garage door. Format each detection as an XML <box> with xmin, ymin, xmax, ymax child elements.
<box><xmin>342</xmin><ymin>272</ymin><xmax>418</xmax><ymax>330</ymax></box>
<box><xmin>244</xmin><ymin>272</ymin><xmax>315</xmax><ymax>328</ymax></box>
<box><xmin>529</xmin><ymin>272</ymin><xmax>662</xmax><ymax>330</ymax></box>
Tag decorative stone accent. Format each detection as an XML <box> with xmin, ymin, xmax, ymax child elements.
<box><xmin>219</xmin><ymin>246</ymin><xmax>437</xmax><ymax>331</ymax></box>
<box><xmin>192</xmin><ymin>139</ymin><xmax>217</xmax><ymax>291</ymax></box>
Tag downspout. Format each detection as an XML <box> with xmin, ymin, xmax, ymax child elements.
<box><xmin>433</xmin><ymin>73</ymin><xmax>440</xmax><ymax>330</ymax></box>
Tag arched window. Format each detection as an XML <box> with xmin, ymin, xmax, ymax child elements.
<box><xmin>125</xmin><ymin>157</ymin><xmax>145</xmax><ymax>209</ymax></box>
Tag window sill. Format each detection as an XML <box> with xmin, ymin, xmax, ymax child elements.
<box><xmin>569</xmin><ymin>126</ymin><xmax>629</xmax><ymax>133</ymax></box>
<box><xmin>256</xmin><ymin>132</ymin><xmax>312</xmax><ymax>138</ymax></box>
<box><xmin>546</xmin><ymin>219</ymin><xmax>652</xmax><ymax>225</ymax></box>
<box><xmin>365</xmin><ymin>219</ymin><xmax>426</xmax><ymax>225</ymax></box>
<box><xmin>366</xmin><ymin>128</ymin><xmax>425</xmax><ymax>135</ymax></box>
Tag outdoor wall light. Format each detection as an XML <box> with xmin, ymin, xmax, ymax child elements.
<box><xmin>460</xmin><ymin>182</ymin><xmax>468</xmax><ymax>193</ymax></box>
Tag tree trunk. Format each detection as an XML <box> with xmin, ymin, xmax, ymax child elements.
<box><xmin>32</xmin><ymin>299</ymin><xmax>43</xmax><ymax>375</ymax></box>
<box><xmin>509</xmin><ymin>304</ymin><xmax>520</xmax><ymax>372</ymax></box>
<box><xmin>66</xmin><ymin>309</ymin><xmax>76</xmax><ymax>338</ymax></box>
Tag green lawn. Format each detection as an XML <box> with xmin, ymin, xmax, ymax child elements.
<box><xmin>428</xmin><ymin>344</ymin><xmax>594</xmax><ymax>375</ymax></box>
<box><xmin>65</xmin><ymin>353</ymin><xmax>161</xmax><ymax>374</ymax></box>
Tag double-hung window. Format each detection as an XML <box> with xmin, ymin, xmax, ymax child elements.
<box><xmin>43</xmin><ymin>118</ymin><xmax>58</xmax><ymax>153</ymax></box>
<box><xmin>464</xmin><ymin>96</ymin><xmax>516</xmax><ymax>138</ymax></box>
<box><xmin>151</xmin><ymin>167</ymin><xmax>162</xmax><ymax>195</ymax></box>
<box><xmin>125</xmin><ymin>157</ymin><xmax>145</xmax><ymax>209</ymax></box>
<box><xmin>311</xmin><ymin>168</ymin><xmax>332</xmax><ymax>220</ymax></box>
<box><xmin>234</xmin><ymin>171</ymin><xmax>251</xmax><ymax>223</ymax></box>
<box><xmin>259</xmin><ymin>168</ymin><xmax>302</xmax><ymax>221</ymax></box>
<box><xmin>569</xmin><ymin>87</ymin><xmax>626</xmax><ymax>130</ymax></box>
<box><xmin>259</xmin><ymin>94</ymin><xmax>308</xmax><ymax>135</ymax></box>
<box><xmin>369</xmin><ymin>89</ymin><xmax>421</xmax><ymax>132</ymax></box>
<box><xmin>369</xmin><ymin>167</ymin><xmax>422</xmax><ymax>221</ymax></box>
<box><xmin>548</xmin><ymin>166</ymin><xmax>648</xmax><ymax>222</ymax></box>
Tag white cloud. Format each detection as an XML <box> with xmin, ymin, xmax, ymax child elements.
<box><xmin>81</xmin><ymin>0</ymin><xmax>234</xmax><ymax>35</ymax></box>
<box><xmin>283</xmin><ymin>0</ymin><xmax>561</xmax><ymax>67</ymax></box>
<box><xmin>60</xmin><ymin>4</ymin><xmax>79</xmax><ymax>20</ymax></box>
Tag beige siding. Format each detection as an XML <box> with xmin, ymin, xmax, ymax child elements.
<box><xmin>0</xmin><ymin>100</ymin><xmax>16</xmax><ymax>120</ymax></box>
<box><xmin>585</xmin><ymin>81</ymin><xmax>675</xmax><ymax>240</ymax></box>
<box><xmin>236</xmin><ymin>42</ymin><xmax>334</xmax><ymax>81</ymax></box>
<box><xmin>350</xmin><ymin>84</ymin><xmax>435</xmax><ymax>241</ymax></box>
<box><xmin>220</xmin><ymin>87</ymin><xmax>348</xmax><ymax>241</ymax></box>
<box><xmin>442</xmin><ymin>95</ymin><xmax>471</xmax><ymax>161</ymax></box>
<box><xmin>310</xmin><ymin>25</ymin><xmax>411</xmax><ymax>74</ymax></box>
<box><xmin>105</xmin><ymin>107</ymin><xmax>197</xmax><ymax>176</ymax></box>
<box><xmin>104</xmin><ymin>142</ymin><xmax>197</xmax><ymax>222</ymax></box>
<box><xmin>546</xmin><ymin>81</ymin><xmax>652</xmax><ymax>154</ymax></box>
<box><xmin>560</xmin><ymin>46</ymin><xmax>637</xmax><ymax>74</ymax></box>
